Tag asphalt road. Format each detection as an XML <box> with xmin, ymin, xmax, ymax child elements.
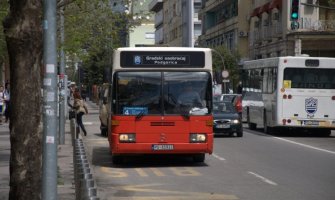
<box><xmin>83</xmin><ymin>101</ymin><xmax>335</xmax><ymax>200</ymax></box>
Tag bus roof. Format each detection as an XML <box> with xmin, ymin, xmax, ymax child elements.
<box><xmin>243</xmin><ymin>56</ymin><xmax>335</xmax><ymax>70</ymax></box>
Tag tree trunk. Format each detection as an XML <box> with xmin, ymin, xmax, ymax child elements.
<box><xmin>3</xmin><ymin>1</ymin><xmax>43</xmax><ymax>199</ymax></box>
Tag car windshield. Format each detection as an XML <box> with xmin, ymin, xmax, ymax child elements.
<box><xmin>213</xmin><ymin>101</ymin><xmax>236</xmax><ymax>114</ymax></box>
<box><xmin>221</xmin><ymin>94</ymin><xmax>237</xmax><ymax>103</ymax></box>
<box><xmin>113</xmin><ymin>71</ymin><xmax>212</xmax><ymax>116</ymax></box>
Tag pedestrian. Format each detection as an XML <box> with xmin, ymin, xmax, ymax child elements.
<box><xmin>73</xmin><ymin>89</ymin><xmax>88</xmax><ymax>136</ymax></box>
<box><xmin>0</xmin><ymin>86</ymin><xmax>5</xmax><ymax>124</ymax></box>
<box><xmin>4</xmin><ymin>82</ymin><xmax>10</xmax><ymax>123</ymax></box>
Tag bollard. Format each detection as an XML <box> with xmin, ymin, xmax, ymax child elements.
<box><xmin>89</xmin><ymin>197</ymin><xmax>100</xmax><ymax>200</ymax></box>
<box><xmin>77</xmin><ymin>173</ymin><xmax>93</xmax><ymax>200</ymax></box>
<box><xmin>80</xmin><ymin>184</ymin><xmax>97</xmax><ymax>200</ymax></box>
<box><xmin>76</xmin><ymin>167</ymin><xmax>91</xmax><ymax>200</ymax></box>
<box><xmin>70</xmin><ymin>118</ymin><xmax>76</xmax><ymax>146</ymax></box>
<box><xmin>75</xmin><ymin>160</ymin><xmax>89</xmax><ymax>183</ymax></box>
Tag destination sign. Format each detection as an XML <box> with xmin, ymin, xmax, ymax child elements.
<box><xmin>120</xmin><ymin>51</ymin><xmax>205</xmax><ymax>68</ymax></box>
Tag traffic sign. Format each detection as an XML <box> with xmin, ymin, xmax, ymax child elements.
<box><xmin>221</xmin><ymin>70</ymin><xmax>229</xmax><ymax>78</ymax></box>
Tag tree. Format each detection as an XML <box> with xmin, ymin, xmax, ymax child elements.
<box><xmin>212</xmin><ymin>46</ymin><xmax>241</xmax><ymax>92</ymax></box>
<box><xmin>3</xmin><ymin>0</ymin><xmax>43</xmax><ymax>199</ymax></box>
<box><xmin>0</xmin><ymin>1</ymin><xmax>8</xmax><ymax>83</ymax></box>
<box><xmin>62</xmin><ymin>0</ymin><xmax>131</xmax><ymax>85</ymax></box>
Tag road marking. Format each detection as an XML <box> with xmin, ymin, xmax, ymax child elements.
<box><xmin>248</xmin><ymin>171</ymin><xmax>277</xmax><ymax>186</ymax></box>
<box><xmin>100</xmin><ymin>167</ymin><xmax>201</xmax><ymax>177</ymax></box>
<box><xmin>108</xmin><ymin>184</ymin><xmax>238</xmax><ymax>199</ymax></box>
<box><xmin>272</xmin><ymin>136</ymin><xmax>335</xmax><ymax>155</ymax></box>
<box><xmin>212</xmin><ymin>153</ymin><xmax>226</xmax><ymax>161</ymax></box>
<box><xmin>83</xmin><ymin>122</ymin><xmax>94</xmax><ymax>125</ymax></box>
<box><xmin>169</xmin><ymin>167</ymin><xmax>202</xmax><ymax>176</ymax></box>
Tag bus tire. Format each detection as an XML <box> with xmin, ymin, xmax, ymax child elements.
<box><xmin>193</xmin><ymin>153</ymin><xmax>205</xmax><ymax>163</ymax></box>
<box><xmin>320</xmin><ymin>129</ymin><xmax>331</xmax><ymax>137</ymax></box>
<box><xmin>112</xmin><ymin>155</ymin><xmax>123</xmax><ymax>164</ymax></box>
<box><xmin>247</xmin><ymin>108</ymin><xmax>256</xmax><ymax>130</ymax></box>
<box><xmin>263</xmin><ymin>110</ymin><xmax>271</xmax><ymax>134</ymax></box>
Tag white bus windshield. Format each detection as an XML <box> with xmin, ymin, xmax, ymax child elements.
<box><xmin>284</xmin><ymin>68</ymin><xmax>335</xmax><ymax>89</ymax></box>
<box><xmin>113</xmin><ymin>71</ymin><xmax>212</xmax><ymax>116</ymax></box>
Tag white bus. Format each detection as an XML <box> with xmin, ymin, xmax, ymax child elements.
<box><xmin>242</xmin><ymin>56</ymin><xmax>335</xmax><ymax>136</ymax></box>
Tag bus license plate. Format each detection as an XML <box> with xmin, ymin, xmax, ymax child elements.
<box><xmin>302</xmin><ymin>120</ymin><xmax>319</xmax><ymax>126</ymax></box>
<box><xmin>152</xmin><ymin>144</ymin><xmax>174</xmax><ymax>151</ymax></box>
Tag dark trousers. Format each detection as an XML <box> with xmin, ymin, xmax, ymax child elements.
<box><xmin>5</xmin><ymin>102</ymin><xmax>10</xmax><ymax>121</ymax></box>
<box><xmin>76</xmin><ymin>112</ymin><xmax>87</xmax><ymax>135</ymax></box>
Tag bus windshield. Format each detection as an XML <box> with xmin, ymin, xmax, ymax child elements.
<box><xmin>284</xmin><ymin>68</ymin><xmax>335</xmax><ymax>89</ymax></box>
<box><xmin>114</xmin><ymin>71</ymin><xmax>212</xmax><ymax>116</ymax></box>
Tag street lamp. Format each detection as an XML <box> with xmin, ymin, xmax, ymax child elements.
<box><xmin>211</xmin><ymin>49</ymin><xmax>229</xmax><ymax>94</ymax></box>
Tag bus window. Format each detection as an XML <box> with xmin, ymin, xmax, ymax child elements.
<box><xmin>115</xmin><ymin>72</ymin><xmax>162</xmax><ymax>115</ymax></box>
<box><xmin>163</xmin><ymin>72</ymin><xmax>211</xmax><ymax>115</ymax></box>
<box><xmin>284</xmin><ymin>68</ymin><xmax>335</xmax><ymax>89</ymax></box>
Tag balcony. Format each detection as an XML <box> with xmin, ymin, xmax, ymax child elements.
<box><xmin>250</xmin><ymin>23</ymin><xmax>283</xmax><ymax>45</ymax></box>
<box><xmin>300</xmin><ymin>19</ymin><xmax>335</xmax><ymax>32</ymax></box>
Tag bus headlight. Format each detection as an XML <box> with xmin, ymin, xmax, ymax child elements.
<box><xmin>190</xmin><ymin>133</ymin><xmax>207</xmax><ymax>143</ymax></box>
<box><xmin>119</xmin><ymin>133</ymin><xmax>136</xmax><ymax>143</ymax></box>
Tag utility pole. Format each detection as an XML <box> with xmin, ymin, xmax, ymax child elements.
<box><xmin>59</xmin><ymin>7</ymin><xmax>66</xmax><ymax>145</ymax></box>
<box><xmin>212</xmin><ymin>49</ymin><xmax>228</xmax><ymax>94</ymax></box>
<box><xmin>42</xmin><ymin>0</ymin><xmax>58</xmax><ymax>199</ymax></box>
<box><xmin>182</xmin><ymin>0</ymin><xmax>194</xmax><ymax>47</ymax></box>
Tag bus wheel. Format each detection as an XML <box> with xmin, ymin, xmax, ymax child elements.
<box><xmin>193</xmin><ymin>154</ymin><xmax>205</xmax><ymax>163</ymax></box>
<box><xmin>247</xmin><ymin>108</ymin><xmax>256</xmax><ymax>130</ymax></box>
<box><xmin>263</xmin><ymin>112</ymin><xmax>269</xmax><ymax>133</ymax></box>
<box><xmin>320</xmin><ymin>129</ymin><xmax>331</xmax><ymax>137</ymax></box>
<box><xmin>112</xmin><ymin>155</ymin><xmax>123</xmax><ymax>164</ymax></box>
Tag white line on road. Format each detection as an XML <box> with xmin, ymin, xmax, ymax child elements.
<box><xmin>272</xmin><ymin>136</ymin><xmax>335</xmax><ymax>155</ymax></box>
<box><xmin>248</xmin><ymin>171</ymin><xmax>278</xmax><ymax>186</ymax></box>
<box><xmin>212</xmin><ymin>153</ymin><xmax>226</xmax><ymax>161</ymax></box>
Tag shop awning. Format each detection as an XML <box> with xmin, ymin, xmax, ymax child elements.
<box><xmin>250</xmin><ymin>7</ymin><xmax>261</xmax><ymax>17</ymax></box>
<box><xmin>269</xmin><ymin>0</ymin><xmax>282</xmax><ymax>10</ymax></box>
<box><xmin>251</xmin><ymin>0</ymin><xmax>282</xmax><ymax>18</ymax></box>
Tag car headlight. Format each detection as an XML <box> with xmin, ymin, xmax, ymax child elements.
<box><xmin>190</xmin><ymin>133</ymin><xmax>207</xmax><ymax>143</ymax></box>
<box><xmin>232</xmin><ymin>119</ymin><xmax>240</xmax><ymax>124</ymax></box>
<box><xmin>119</xmin><ymin>133</ymin><xmax>136</xmax><ymax>143</ymax></box>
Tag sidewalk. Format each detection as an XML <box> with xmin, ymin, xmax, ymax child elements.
<box><xmin>0</xmin><ymin>122</ymin><xmax>10</xmax><ymax>200</ymax></box>
<box><xmin>0</xmin><ymin>114</ymin><xmax>77</xmax><ymax>199</ymax></box>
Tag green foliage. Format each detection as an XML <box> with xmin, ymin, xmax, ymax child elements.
<box><xmin>61</xmin><ymin>0</ymin><xmax>132</xmax><ymax>85</ymax></box>
<box><xmin>212</xmin><ymin>46</ymin><xmax>241</xmax><ymax>90</ymax></box>
<box><xmin>0</xmin><ymin>1</ymin><xmax>9</xmax><ymax>64</ymax></box>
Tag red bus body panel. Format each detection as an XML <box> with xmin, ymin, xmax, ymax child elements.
<box><xmin>108</xmin><ymin>115</ymin><xmax>213</xmax><ymax>155</ymax></box>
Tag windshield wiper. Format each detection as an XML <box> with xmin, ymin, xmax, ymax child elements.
<box><xmin>135</xmin><ymin>111</ymin><xmax>145</xmax><ymax>121</ymax></box>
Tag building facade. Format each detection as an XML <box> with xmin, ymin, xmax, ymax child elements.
<box><xmin>249</xmin><ymin>0</ymin><xmax>335</xmax><ymax>59</ymax></box>
<box><xmin>129</xmin><ymin>0</ymin><xmax>155</xmax><ymax>47</ymax></box>
<box><xmin>198</xmin><ymin>0</ymin><xmax>251</xmax><ymax>61</ymax></box>
<box><xmin>149</xmin><ymin>0</ymin><xmax>202</xmax><ymax>47</ymax></box>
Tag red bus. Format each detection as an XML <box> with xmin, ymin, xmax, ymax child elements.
<box><xmin>108</xmin><ymin>47</ymin><xmax>214</xmax><ymax>163</ymax></box>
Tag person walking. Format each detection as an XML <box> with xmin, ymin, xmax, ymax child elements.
<box><xmin>73</xmin><ymin>89</ymin><xmax>88</xmax><ymax>136</ymax></box>
<box><xmin>0</xmin><ymin>86</ymin><xmax>5</xmax><ymax>124</ymax></box>
<box><xmin>4</xmin><ymin>83</ymin><xmax>10</xmax><ymax>123</ymax></box>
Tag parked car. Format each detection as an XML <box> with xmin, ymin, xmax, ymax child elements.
<box><xmin>99</xmin><ymin>84</ymin><xmax>110</xmax><ymax>136</ymax></box>
<box><xmin>220</xmin><ymin>94</ymin><xmax>242</xmax><ymax>117</ymax></box>
<box><xmin>213</xmin><ymin>101</ymin><xmax>243</xmax><ymax>137</ymax></box>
